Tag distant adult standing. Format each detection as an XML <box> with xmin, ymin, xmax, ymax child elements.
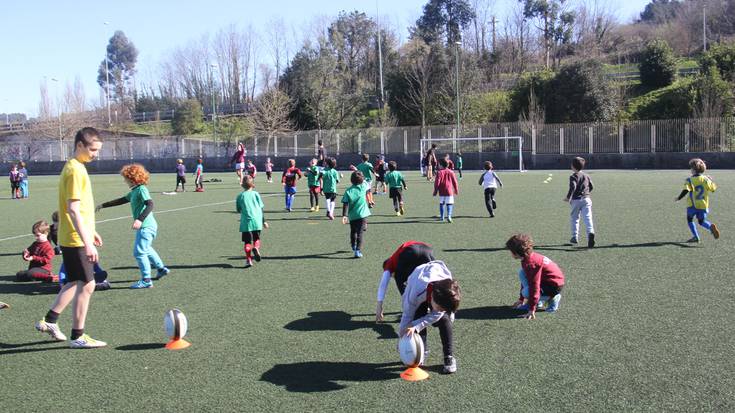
<box><xmin>230</xmin><ymin>142</ymin><xmax>247</xmax><ymax>185</ymax></box>
<box><xmin>317</xmin><ymin>140</ymin><xmax>327</xmax><ymax>167</ymax></box>
<box><xmin>425</xmin><ymin>144</ymin><xmax>438</xmax><ymax>181</ymax></box>
<box><xmin>35</xmin><ymin>127</ymin><xmax>106</xmax><ymax>348</ymax></box>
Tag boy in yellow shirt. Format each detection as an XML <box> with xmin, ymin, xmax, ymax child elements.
<box><xmin>675</xmin><ymin>158</ymin><xmax>720</xmax><ymax>243</ymax></box>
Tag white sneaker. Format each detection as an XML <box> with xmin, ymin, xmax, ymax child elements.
<box><xmin>443</xmin><ymin>356</ymin><xmax>457</xmax><ymax>374</ymax></box>
<box><xmin>69</xmin><ymin>334</ymin><xmax>107</xmax><ymax>349</ymax></box>
<box><xmin>35</xmin><ymin>319</ymin><xmax>67</xmax><ymax>341</ymax></box>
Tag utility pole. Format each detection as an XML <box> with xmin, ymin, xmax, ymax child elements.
<box><xmin>376</xmin><ymin>0</ymin><xmax>385</xmax><ymax>118</ymax></box>
<box><xmin>104</xmin><ymin>22</ymin><xmax>112</xmax><ymax>127</ymax></box>
<box><xmin>455</xmin><ymin>42</ymin><xmax>462</xmax><ymax>134</ymax></box>
<box><xmin>491</xmin><ymin>15</ymin><xmax>497</xmax><ymax>54</ymax></box>
<box><xmin>703</xmin><ymin>5</ymin><xmax>707</xmax><ymax>52</ymax></box>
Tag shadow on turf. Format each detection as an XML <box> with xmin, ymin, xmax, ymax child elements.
<box><xmin>0</xmin><ymin>252</ymin><xmax>21</xmax><ymax>257</ymax></box>
<box><xmin>443</xmin><ymin>247</ymin><xmax>507</xmax><ymax>253</ymax></box>
<box><xmin>260</xmin><ymin>361</ymin><xmax>403</xmax><ymax>392</ymax></box>
<box><xmin>534</xmin><ymin>241</ymin><xmax>697</xmax><ymax>252</ymax></box>
<box><xmin>0</xmin><ymin>276</ymin><xmax>59</xmax><ymax>296</ymax></box>
<box><xmin>225</xmin><ymin>251</ymin><xmax>353</xmax><ymax>261</ymax></box>
<box><xmin>284</xmin><ymin>311</ymin><xmax>398</xmax><ymax>340</ymax></box>
<box><xmin>0</xmin><ymin>340</ymin><xmax>68</xmax><ymax>355</ymax></box>
<box><xmin>116</xmin><ymin>343</ymin><xmax>165</xmax><ymax>351</ymax></box>
<box><xmin>456</xmin><ymin>305</ymin><xmax>523</xmax><ymax>320</ymax></box>
<box><xmin>110</xmin><ymin>263</ymin><xmax>235</xmax><ymax>270</ymax></box>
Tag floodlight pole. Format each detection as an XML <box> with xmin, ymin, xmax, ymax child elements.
<box><xmin>104</xmin><ymin>22</ymin><xmax>112</xmax><ymax>127</ymax></box>
<box><xmin>455</xmin><ymin>41</ymin><xmax>462</xmax><ymax>137</ymax></box>
<box><xmin>210</xmin><ymin>63</ymin><xmax>218</xmax><ymax>145</ymax></box>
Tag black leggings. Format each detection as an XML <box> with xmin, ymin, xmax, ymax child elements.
<box><xmin>390</xmin><ymin>188</ymin><xmax>403</xmax><ymax>210</ymax></box>
<box><xmin>349</xmin><ymin>218</ymin><xmax>366</xmax><ymax>250</ymax></box>
<box><xmin>16</xmin><ymin>267</ymin><xmax>51</xmax><ymax>282</ymax></box>
<box><xmin>457</xmin><ymin>168</ymin><xmax>462</xmax><ymax>178</ymax></box>
<box><xmin>394</xmin><ymin>244</ymin><xmax>435</xmax><ymax>295</ymax></box>
<box><xmin>484</xmin><ymin>188</ymin><xmax>496</xmax><ymax>216</ymax></box>
<box><xmin>414</xmin><ymin>302</ymin><xmax>453</xmax><ymax>358</ymax></box>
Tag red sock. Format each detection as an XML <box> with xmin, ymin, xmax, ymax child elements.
<box><xmin>254</xmin><ymin>240</ymin><xmax>261</xmax><ymax>249</ymax></box>
<box><xmin>244</xmin><ymin>244</ymin><xmax>252</xmax><ymax>259</ymax></box>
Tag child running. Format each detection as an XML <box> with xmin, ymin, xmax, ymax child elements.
<box><xmin>321</xmin><ymin>157</ymin><xmax>340</xmax><ymax>220</ymax></box>
<box><xmin>355</xmin><ymin>154</ymin><xmax>375</xmax><ymax>194</ymax></box>
<box><xmin>175</xmin><ymin>159</ymin><xmax>186</xmax><ymax>192</ymax></box>
<box><xmin>265</xmin><ymin>157</ymin><xmax>274</xmax><ymax>183</ymax></box>
<box><xmin>16</xmin><ymin>220</ymin><xmax>56</xmax><ymax>283</ymax></box>
<box><xmin>479</xmin><ymin>161</ymin><xmax>503</xmax><ymax>218</ymax></box>
<box><xmin>305</xmin><ymin>158</ymin><xmax>322</xmax><ymax>212</ymax></box>
<box><xmin>375</xmin><ymin>155</ymin><xmax>387</xmax><ymax>195</ymax></box>
<box><xmin>96</xmin><ymin>164</ymin><xmax>170</xmax><ymax>289</ymax></box>
<box><xmin>341</xmin><ymin>171</ymin><xmax>371</xmax><ymax>258</ymax></box>
<box><xmin>433</xmin><ymin>158</ymin><xmax>459</xmax><ymax>223</ymax></box>
<box><xmin>386</xmin><ymin>161</ymin><xmax>407</xmax><ymax>216</ymax></box>
<box><xmin>675</xmin><ymin>158</ymin><xmax>720</xmax><ymax>242</ymax></box>
<box><xmin>194</xmin><ymin>158</ymin><xmax>204</xmax><ymax>192</ymax></box>
<box><xmin>506</xmin><ymin>233</ymin><xmax>565</xmax><ymax>318</ymax></box>
<box><xmin>236</xmin><ymin>175</ymin><xmax>269</xmax><ymax>268</ymax></box>
<box><xmin>564</xmin><ymin>157</ymin><xmax>595</xmax><ymax>248</ymax></box>
<box><xmin>246</xmin><ymin>160</ymin><xmax>257</xmax><ymax>179</ymax></box>
<box><xmin>455</xmin><ymin>152</ymin><xmax>463</xmax><ymax>179</ymax></box>
<box><xmin>399</xmin><ymin>260</ymin><xmax>461</xmax><ymax>374</ymax></box>
<box><xmin>281</xmin><ymin>159</ymin><xmax>302</xmax><ymax>212</ymax></box>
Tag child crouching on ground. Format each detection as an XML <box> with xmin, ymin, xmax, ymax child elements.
<box><xmin>399</xmin><ymin>260</ymin><xmax>461</xmax><ymax>374</ymax></box>
<box><xmin>506</xmin><ymin>234</ymin><xmax>565</xmax><ymax>319</ymax></box>
<box><xmin>97</xmin><ymin>164</ymin><xmax>170</xmax><ymax>289</ymax></box>
<box><xmin>236</xmin><ymin>175</ymin><xmax>269</xmax><ymax>268</ymax></box>
<box><xmin>16</xmin><ymin>220</ymin><xmax>56</xmax><ymax>283</ymax></box>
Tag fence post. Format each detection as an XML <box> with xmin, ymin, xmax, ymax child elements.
<box><xmin>254</xmin><ymin>136</ymin><xmax>258</xmax><ymax>157</ymax></box>
<box><xmin>182</xmin><ymin>139</ymin><xmax>186</xmax><ymax>156</ymax></box>
<box><xmin>294</xmin><ymin>134</ymin><xmax>298</xmax><ymax>157</ymax></box>
<box><xmin>588</xmin><ymin>126</ymin><xmax>594</xmax><ymax>154</ymax></box>
<box><xmin>720</xmin><ymin>121</ymin><xmax>726</xmax><ymax>151</ymax></box>
<box><xmin>477</xmin><ymin>127</ymin><xmax>482</xmax><ymax>153</ymax></box>
<box><xmin>48</xmin><ymin>146</ymin><xmax>53</xmax><ymax>162</ymax></box>
<box><xmin>146</xmin><ymin>141</ymin><xmax>151</xmax><ymax>157</ymax></box>
<box><xmin>504</xmin><ymin>127</ymin><xmax>509</xmax><ymax>152</ymax></box>
<box><xmin>618</xmin><ymin>124</ymin><xmax>624</xmax><ymax>154</ymax></box>
<box><xmin>129</xmin><ymin>141</ymin><xmax>133</xmax><ymax>160</ymax></box>
<box><xmin>559</xmin><ymin>128</ymin><xmax>564</xmax><ymax>155</ymax></box>
<box><xmin>650</xmin><ymin>124</ymin><xmax>656</xmax><ymax>153</ymax></box>
<box><xmin>199</xmin><ymin>139</ymin><xmax>203</xmax><ymax>157</ymax></box>
<box><xmin>380</xmin><ymin>131</ymin><xmax>385</xmax><ymax>155</ymax></box>
<box><xmin>452</xmin><ymin>127</ymin><xmax>457</xmax><ymax>153</ymax></box>
<box><xmin>531</xmin><ymin>126</ymin><xmax>536</xmax><ymax>155</ymax></box>
<box><xmin>336</xmin><ymin>133</ymin><xmax>340</xmax><ymax>156</ymax></box>
<box><xmin>315</xmin><ymin>133</ymin><xmax>319</xmax><ymax>156</ymax></box>
<box><xmin>403</xmin><ymin>130</ymin><xmax>408</xmax><ymax>155</ymax></box>
<box><xmin>274</xmin><ymin>135</ymin><xmax>278</xmax><ymax>157</ymax></box>
<box><xmin>684</xmin><ymin>123</ymin><xmax>690</xmax><ymax>152</ymax></box>
<box><xmin>358</xmin><ymin>132</ymin><xmax>362</xmax><ymax>154</ymax></box>
<box><xmin>427</xmin><ymin>128</ymin><xmax>431</xmax><ymax>143</ymax></box>
<box><xmin>113</xmin><ymin>143</ymin><xmax>116</xmax><ymax>160</ymax></box>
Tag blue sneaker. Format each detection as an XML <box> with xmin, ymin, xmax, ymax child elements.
<box><xmin>516</xmin><ymin>304</ymin><xmax>530</xmax><ymax>311</ymax></box>
<box><xmin>130</xmin><ymin>279</ymin><xmax>153</xmax><ymax>289</ymax></box>
<box><xmin>156</xmin><ymin>267</ymin><xmax>170</xmax><ymax>280</ymax></box>
<box><xmin>354</xmin><ymin>250</ymin><xmax>363</xmax><ymax>258</ymax></box>
<box><xmin>546</xmin><ymin>294</ymin><xmax>562</xmax><ymax>312</ymax></box>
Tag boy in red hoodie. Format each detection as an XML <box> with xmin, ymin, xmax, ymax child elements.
<box><xmin>433</xmin><ymin>158</ymin><xmax>459</xmax><ymax>222</ymax></box>
<box><xmin>506</xmin><ymin>233</ymin><xmax>565</xmax><ymax>319</ymax></box>
<box><xmin>16</xmin><ymin>220</ymin><xmax>56</xmax><ymax>283</ymax></box>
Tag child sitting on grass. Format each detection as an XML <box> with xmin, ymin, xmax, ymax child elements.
<box><xmin>399</xmin><ymin>260</ymin><xmax>461</xmax><ymax>374</ymax></box>
<box><xmin>321</xmin><ymin>157</ymin><xmax>340</xmax><ymax>220</ymax></box>
<box><xmin>97</xmin><ymin>164</ymin><xmax>170</xmax><ymax>289</ymax></box>
<box><xmin>16</xmin><ymin>220</ymin><xmax>56</xmax><ymax>283</ymax></box>
<box><xmin>674</xmin><ymin>158</ymin><xmax>720</xmax><ymax>243</ymax></box>
<box><xmin>505</xmin><ymin>233</ymin><xmax>565</xmax><ymax>319</ymax></box>
<box><xmin>52</xmin><ymin>210</ymin><xmax>109</xmax><ymax>290</ymax></box>
<box><xmin>385</xmin><ymin>161</ymin><xmax>407</xmax><ymax>216</ymax></box>
<box><xmin>236</xmin><ymin>175</ymin><xmax>269</xmax><ymax>268</ymax></box>
<box><xmin>341</xmin><ymin>171</ymin><xmax>371</xmax><ymax>258</ymax></box>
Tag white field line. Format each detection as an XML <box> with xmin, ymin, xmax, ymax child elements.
<box><xmin>0</xmin><ymin>193</ymin><xmax>282</xmax><ymax>243</ymax></box>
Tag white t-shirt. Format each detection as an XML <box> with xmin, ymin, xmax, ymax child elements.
<box><xmin>481</xmin><ymin>171</ymin><xmax>500</xmax><ymax>189</ymax></box>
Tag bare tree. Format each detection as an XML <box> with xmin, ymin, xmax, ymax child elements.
<box><xmin>251</xmin><ymin>87</ymin><xmax>293</xmax><ymax>154</ymax></box>
<box><xmin>395</xmin><ymin>38</ymin><xmax>436</xmax><ymax>131</ymax></box>
<box><xmin>519</xmin><ymin>86</ymin><xmax>544</xmax><ymax>137</ymax></box>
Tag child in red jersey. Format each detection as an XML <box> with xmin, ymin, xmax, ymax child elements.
<box><xmin>506</xmin><ymin>234</ymin><xmax>565</xmax><ymax>319</ymax></box>
<box><xmin>16</xmin><ymin>220</ymin><xmax>56</xmax><ymax>283</ymax></box>
<box><xmin>433</xmin><ymin>158</ymin><xmax>459</xmax><ymax>222</ymax></box>
<box><xmin>281</xmin><ymin>159</ymin><xmax>302</xmax><ymax>211</ymax></box>
<box><xmin>246</xmin><ymin>160</ymin><xmax>257</xmax><ymax>179</ymax></box>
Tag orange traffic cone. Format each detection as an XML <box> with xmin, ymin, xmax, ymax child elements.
<box><xmin>400</xmin><ymin>366</ymin><xmax>429</xmax><ymax>382</ymax></box>
<box><xmin>165</xmin><ymin>338</ymin><xmax>191</xmax><ymax>350</ymax></box>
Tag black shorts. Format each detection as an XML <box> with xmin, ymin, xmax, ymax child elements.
<box><xmin>241</xmin><ymin>231</ymin><xmax>261</xmax><ymax>244</ymax></box>
<box><xmin>541</xmin><ymin>283</ymin><xmax>563</xmax><ymax>297</ymax></box>
<box><xmin>177</xmin><ymin>175</ymin><xmax>186</xmax><ymax>185</ymax></box>
<box><xmin>324</xmin><ymin>192</ymin><xmax>337</xmax><ymax>201</ymax></box>
<box><xmin>394</xmin><ymin>244</ymin><xmax>434</xmax><ymax>295</ymax></box>
<box><xmin>61</xmin><ymin>246</ymin><xmax>95</xmax><ymax>283</ymax></box>
<box><xmin>376</xmin><ymin>174</ymin><xmax>386</xmax><ymax>182</ymax></box>
<box><xmin>389</xmin><ymin>187</ymin><xmax>402</xmax><ymax>199</ymax></box>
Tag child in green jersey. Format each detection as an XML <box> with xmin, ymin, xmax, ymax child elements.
<box><xmin>97</xmin><ymin>164</ymin><xmax>170</xmax><ymax>289</ymax></box>
<box><xmin>342</xmin><ymin>171</ymin><xmax>371</xmax><ymax>258</ymax></box>
<box><xmin>306</xmin><ymin>158</ymin><xmax>322</xmax><ymax>212</ymax></box>
<box><xmin>321</xmin><ymin>157</ymin><xmax>341</xmax><ymax>220</ymax></box>
<box><xmin>385</xmin><ymin>161</ymin><xmax>407</xmax><ymax>216</ymax></box>
<box><xmin>237</xmin><ymin>175</ymin><xmax>269</xmax><ymax>268</ymax></box>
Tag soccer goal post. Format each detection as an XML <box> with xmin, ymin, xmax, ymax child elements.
<box><xmin>420</xmin><ymin>136</ymin><xmax>525</xmax><ymax>172</ymax></box>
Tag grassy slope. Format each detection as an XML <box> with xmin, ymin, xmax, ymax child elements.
<box><xmin>0</xmin><ymin>170</ymin><xmax>733</xmax><ymax>412</ymax></box>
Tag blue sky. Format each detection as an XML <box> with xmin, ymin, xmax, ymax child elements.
<box><xmin>0</xmin><ymin>0</ymin><xmax>651</xmax><ymax>117</ymax></box>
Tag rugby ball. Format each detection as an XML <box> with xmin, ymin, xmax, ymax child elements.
<box><xmin>164</xmin><ymin>309</ymin><xmax>188</xmax><ymax>340</ymax></box>
<box><xmin>398</xmin><ymin>332</ymin><xmax>425</xmax><ymax>367</ymax></box>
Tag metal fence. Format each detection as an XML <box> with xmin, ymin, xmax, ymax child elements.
<box><xmin>2</xmin><ymin>118</ymin><xmax>734</xmax><ymax>163</ymax></box>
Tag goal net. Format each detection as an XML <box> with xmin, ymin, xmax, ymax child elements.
<box><xmin>420</xmin><ymin>136</ymin><xmax>525</xmax><ymax>172</ymax></box>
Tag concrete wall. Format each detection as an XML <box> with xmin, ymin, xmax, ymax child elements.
<box><xmin>4</xmin><ymin>152</ymin><xmax>735</xmax><ymax>176</ymax></box>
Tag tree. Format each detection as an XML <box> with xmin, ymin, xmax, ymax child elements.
<box><xmin>639</xmin><ymin>39</ymin><xmax>677</xmax><ymax>89</ymax></box>
<box><xmin>700</xmin><ymin>41</ymin><xmax>735</xmax><ymax>82</ymax></box>
<box><xmin>252</xmin><ymin>87</ymin><xmax>293</xmax><ymax>155</ymax></box>
<box><xmin>520</xmin><ymin>0</ymin><xmax>576</xmax><ymax>68</ymax></box>
<box><xmin>97</xmin><ymin>30</ymin><xmax>139</xmax><ymax>109</ymax></box>
<box><xmin>639</xmin><ymin>0</ymin><xmax>681</xmax><ymax>24</ymax></box>
<box><xmin>415</xmin><ymin>0</ymin><xmax>476</xmax><ymax>45</ymax></box>
<box><xmin>172</xmin><ymin>99</ymin><xmax>204</xmax><ymax>135</ymax></box>
<box><xmin>545</xmin><ymin>59</ymin><xmax>615</xmax><ymax>123</ymax></box>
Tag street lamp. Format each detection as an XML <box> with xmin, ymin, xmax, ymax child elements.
<box><xmin>104</xmin><ymin>22</ymin><xmax>112</xmax><ymax>127</ymax></box>
<box><xmin>210</xmin><ymin>63</ymin><xmax>218</xmax><ymax>144</ymax></box>
<box><xmin>50</xmin><ymin>77</ymin><xmax>64</xmax><ymax>160</ymax></box>
<box><xmin>454</xmin><ymin>41</ymin><xmax>462</xmax><ymax>137</ymax></box>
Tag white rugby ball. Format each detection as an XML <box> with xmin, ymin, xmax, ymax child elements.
<box><xmin>398</xmin><ymin>332</ymin><xmax>424</xmax><ymax>367</ymax></box>
<box><xmin>164</xmin><ymin>308</ymin><xmax>188</xmax><ymax>340</ymax></box>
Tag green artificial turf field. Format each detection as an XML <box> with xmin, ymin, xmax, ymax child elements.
<box><xmin>1</xmin><ymin>169</ymin><xmax>734</xmax><ymax>411</ymax></box>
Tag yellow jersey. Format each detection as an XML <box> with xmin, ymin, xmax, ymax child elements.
<box><xmin>58</xmin><ymin>158</ymin><xmax>95</xmax><ymax>247</ymax></box>
<box><xmin>684</xmin><ymin>175</ymin><xmax>717</xmax><ymax>211</ymax></box>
